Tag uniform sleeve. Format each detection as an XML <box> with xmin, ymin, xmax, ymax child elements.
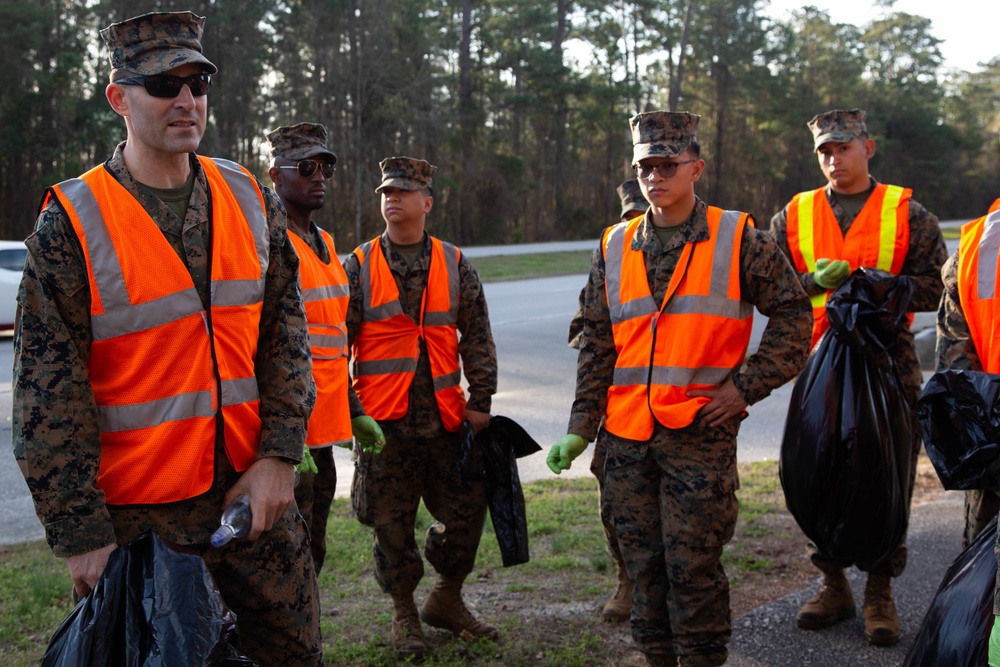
<box><xmin>254</xmin><ymin>186</ymin><xmax>314</xmax><ymax>461</ymax></box>
<box><xmin>769</xmin><ymin>204</ymin><xmax>825</xmax><ymax>296</ymax></box>
<box><xmin>568</xmin><ymin>247</ymin><xmax>617</xmax><ymax>441</ymax></box>
<box><xmin>936</xmin><ymin>248</ymin><xmax>981</xmax><ymax>371</ymax></box>
<box><xmin>12</xmin><ymin>204</ymin><xmax>117</xmax><ymax>557</ymax></box>
<box><xmin>902</xmin><ymin>199</ymin><xmax>948</xmax><ymax>314</ymax></box>
<box><xmin>342</xmin><ymin>251</ymin><xmax>366</xmax><ymax>418</ymax></box>
<box><xmin>732</xmin><ymin>224</ymin><xmax>813</xmax><ymax>405</ymax></box>
<box><xmin>456</xmin><ymin>255</ymin><xmax>497</xmax><ymax>413</ymax></box>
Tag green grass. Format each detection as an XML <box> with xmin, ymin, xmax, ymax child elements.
<box><xmin>467</xmin><ymin>250</ymin><xmax>593</xmax><ymax>282</ymax></box>
<box><xmin>941</xmin><ymin>226</ymin><xmax>961</xmax><ymax>241</ymax></box>
<box><xmin>0</xmin><ymin>462</ymin><xmax>792</xmax><ymax>666</ymax></box>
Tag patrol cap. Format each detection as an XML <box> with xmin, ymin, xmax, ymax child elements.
<box><xmin>376</xmin><ymin>157</ymin><xmax>437</xmax><ymax>193</ymax></box>
<box><xmin>265</xmin><ymin>122</ymin><xmax>337</xmax><ymax>163</ymax></box>
<box><xmin>101</xmin><ymin>11</ymin><xmax>218</xmax><ymax>82</ymax></box>
<box><xmin>629</xmin><ymin>111</ymin><xmax>700</xmax><ymax>164</ymax></box>
<box><xmin>808</xmin><ymin>108</ymin><xmax>868</xmax><ymax>151</ymax></box>
<box><xmin>617</xmin><ymin>179</ymin><xmax>648</xmax><ymax>220</ymax></box>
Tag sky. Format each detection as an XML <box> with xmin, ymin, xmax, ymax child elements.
<box><xmin>763</xmin><ymin>0</ymin><xmax>1000</xmax><ymax>73</ymax></box>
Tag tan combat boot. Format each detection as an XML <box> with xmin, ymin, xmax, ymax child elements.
<box><xmin>796</xmin><ymin>567</ymin><xmax>856</xmax><ymax>629</ymax></box>
<box><xmin>601</xmin><ymin>564</ymin><xmax>633</xmax><ymax>623</ymax></box>
<box><xmin>643</xmin><ymin>652</ymin><xmax>678</xmax><ymax>667</ymax></box>
<box><xmin>863</xmin><ymin>573</ymin><xmax>900</xmax><ymax>646</ymax></box>
<box><xmin>391</xmin><ymin>595</ymin><xmax>428</xmax><ymax>658</ymax></box>
<box><xmin>419</xmin><ymin>575</ymin><xmax>499</xmax><ymax>640</ymax></box>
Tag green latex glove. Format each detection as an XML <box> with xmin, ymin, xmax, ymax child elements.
<box><xmin>546</xmin><ymin>434</ymin><xmax>589</xmax><ymax>474</ymax></box>
<box><xmin>814</xmin><ymin>258</ymin><xmax>851</xmax><ymax>290</ymax></box>
<box><xmin>990</xmin><ymin>614</ymin><xmax>1000</xmax><ymax>666</ymax></box>
<box><xmin>351</xmin><ymin>415</ymin><xmax>386</xmax><ymax>455</ymax></box>
<box><xmin>295</xmin><ymin>446</ymin><xmax>319</xmax><ymax>475</ymax></box>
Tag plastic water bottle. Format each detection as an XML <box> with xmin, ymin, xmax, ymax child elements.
<box><xmin>210</xmin><ymin>494</ymin><xmax>252</xmax><ymax>548</ymax></box>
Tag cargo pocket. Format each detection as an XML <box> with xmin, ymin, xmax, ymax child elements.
<box><xmin>351</xmin><ymin>450</ymin><xmax>374</xmax><ymax>527</ymax></box>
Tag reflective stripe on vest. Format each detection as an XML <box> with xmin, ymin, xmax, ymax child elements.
<box><xmin>602</xmin><ymin>208</ymin><xmax>753</xmax><ymax>439</ymax></box>
<box><xmin>289</xmin><ymin>228</ymin><xmax>352</xmax><ymax>448</ymax></box>
<box><xmin>786</xmin><ymin>183</ymin><xmax>910</xmax><ymax>348</ymax></box>
<box><xmin>352</xmin><ymin>235</ymin><xmax>467</xmax><ymax>431</ymax></box>
<box><xmin>51</xmin><ymin>156</ymin><xmax>267</xmax><ymax>505</ymax></box>
<box><xmin>958</xmin><ymin>207</ymin><xmax>1000</xmax><ymax>373</ymax></box>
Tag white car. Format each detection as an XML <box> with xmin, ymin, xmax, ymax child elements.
<box><xmin>0</xmin><ymin>240</ymin><xmax>27</xmax><ymax>332</ymax></box>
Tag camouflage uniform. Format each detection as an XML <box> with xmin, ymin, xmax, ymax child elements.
<box><xmin>937</xmin><ymin>247</ymin><xmax>1000</xmax><ymax>550</ymax></box>
<box><xmin>343</xmin><ymin>228</ymin><xmax>497</xmax><ymax>600</ymax></box>
<box><xmin>571</xmin><ymin>195</ymin><xmax>812</xmax><ymax>664</ymax></box>
<box><xmin>771</xmin><ymin>182</ymin><xmax>947</xmax><ymax>576</ymax></box>
<box><xmin>13</xmin><ymin>12</ymin><xmax>321</xmax><ymax>666</ymax></box>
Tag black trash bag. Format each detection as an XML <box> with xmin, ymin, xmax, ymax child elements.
<box><xmin>903</xmin><ymin>516</ymin><xmax>997</xmax><ymax>667</ymax></box>
<box><xmin>779</xmin><ymin>267</ymin><xmax>914</xmax><ymax>570</ymax></box>
<box><xmin>43</xmin><ymin>531</ymin><xmax>257</xmax><ymax>667</ymax></box>
<box><xmin>918</xmin><ymin>369</ymin><xmax>1000</xmax><ymax>491</ymax></box>
<box><xmin>460</xmin><ymin>415</ymin><xmax>542</xmax><ymax>567</ymax></box>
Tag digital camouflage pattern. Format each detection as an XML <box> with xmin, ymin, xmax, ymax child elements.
<box><xmin>375</xmin><ymin>156</ymin><xmax>437</xmax><ymax>193</ymax></box>
<box><xmin>343</xmin><ymin>231</ymin><xmax>496</xmax><ymax>599</ymax></box>
<box><xmin>771</xmin><ymin>177</ymin><xmax>947</xmax><ymax>576</ymax></box>
<box><xmin>570</xmin><ymin>198</ymin><xmax>812</xmax><ymax>663</ymax></box>
<box><xmin>807</xmin><ymin>108</ymin><xmax>867</xmax><ymax>151</ymax></box>
<box><xmin>630</xmin><ymin>111</ymin><xmax>700</xmax><ymax>164</ymax></box>
<box><xmin>936</xmin><ymin>248</ymin><xmax>1000</xmax><ymax>554</ymax></box>
<box><xmin>617</xmin><ymin>179</ymin><xmax>649</xmax><ymax>221</ymax></box>
<box><xmin>101</xmin><ymin>11</ymin><xmax>217</xmax><ymax>81</ymax></box>
<box><xmin>295</xmin><ymin>445</ymin><xmax>338</xmax><ymax>573</ymax></box>
<box><xmin>13</xmin><ymin>143</ymin><xmax>321</xmax><ymax>665</ymax></box>
<box><xmin>265</xmin><ymin>122</ymin><xmax>337</xmax><ymax>163</ymax></box>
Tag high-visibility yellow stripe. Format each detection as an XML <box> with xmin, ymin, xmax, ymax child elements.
<box><xmin>797</xmin><ymin>190</ymin><xmax>817</xmax><ymax>271</ymax></box>
<box><xmin>877</xmin><ymin>185</ymin><xmax>904</xmax><ymax>271</ymax></box>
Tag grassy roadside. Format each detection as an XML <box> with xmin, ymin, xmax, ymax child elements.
<box><xmin>466</xmin><ymin>249</ymin><xmax>593</xmax><ymax>282</ymax></box>
<box><xmin>0</xmin><ymin>459</ymin><xmax>809</xmax><ymax>667</ymax></box>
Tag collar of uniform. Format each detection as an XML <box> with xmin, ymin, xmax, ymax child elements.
<box><xmin>631</xmin><ymin>198</ymin><xmax>710</xmax><ymax>254</ymax></box>
<box><xmin>379</xmin><ymin>229</ymin><xmax>431</xmax><ymax>273</ymax></box>
<box><xmin>824</xmin><ymin>175</ymin><xmax>878</xmax><ymax>205</ymax></box>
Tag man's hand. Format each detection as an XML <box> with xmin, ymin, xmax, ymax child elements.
<box><xmin>224</xmin><ymin>457</ymin><xmax>296</xmax><ymax>541</ymax></box>
<box><xmin>546</xmin><ymin>434</ymin><xmax>589</xmax><ymax>474</ymax></box>
<box><xmin>464</xmin><ymin>409</ymin><xmax>491</xmax><ymax>434</ymax></box>
<box><xmin>351</xmin><ymin>415</ymin><xmax>385</xmax><ymax>454</ymax></box>
<box><xmin>66</xmin><ymin>543</ymin><xmax>117</xmax><ymax>597</ymax></box>
<box><xmin>688</xmin><ymin>379</ymin><xmax>748</xmax><ymax>428</ymax></box>
<box><xmin>814</xmin><ymin>258</ymin><xmax>851</xmax><ymax>290</ymax></box>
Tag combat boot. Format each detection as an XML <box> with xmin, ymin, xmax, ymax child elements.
<box><xmin>601</xmin><ymin>564</ymin><xmax>633</xmax><ymax>623</ymax></box>
<box><xmin>391</xmin><ymin>595</ymin><xmax>428</xmax><ymax>658</ymax></box>
<box><xmin>420</xmin><ymin>574</ymin><xmax>499</xmax><ymax>640</ymax></box>
<box><xmin>796</xmin><ymin>567</ymin><xmax>856</xmax><ymax>629</ymax></box>
<box><xmin>863</xmin><ymin>573</ymin><xmax>900</xmax><ymax>646</ymax></box>
<box><xmin>643</xmin><ymin>652</ymin><xmax>678</xmax><ymax>666</ymax></box>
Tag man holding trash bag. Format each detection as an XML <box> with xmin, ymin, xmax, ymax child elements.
<box><xmin>547</xmin><ymin>110</ymin><xmax>811</xmax><ymax>667</ymax></box>
<box><xmin>770</xmin><ymin>108</ymin><xmax>947</xmax><ymax>646</ymax></box>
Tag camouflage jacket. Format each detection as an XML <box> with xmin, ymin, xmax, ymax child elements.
<box><xmin>12</xmin><ymin>144</ymin><xmax>314</xmax><ymax>557</ymax></box>
<box><xmin>343</xmin><ymin>231</ymin><xmax>497</xmax><ymax>440</ymax></box>
<box><xmin>569</xmin><ymin>198</ymin><xmax>813</xmax><ymax>444</ymax></box>
<box><xmin>936</xmin><ymin>248</ymin><xmax>979</xmax><ymax>371</ymax></box>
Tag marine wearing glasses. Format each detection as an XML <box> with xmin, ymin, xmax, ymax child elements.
<box><xmin>277</xmin><ymin>159</ymin><xmax>336</xmax><ymax>179</ymax></box>
<box><xmin>115</xmin><ymin>73</ymin><xmax>212</xmax><ymax>97</ymax></box>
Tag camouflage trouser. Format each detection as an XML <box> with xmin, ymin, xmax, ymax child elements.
<box><xmin>294</xmin><ymin>445</ymin><xmax>337</xmax><ymax>573</ymax></box>
<box><xmin>356</xmin><ymin>430</ymin><xmax>487</xmax><ymax>598</ymax></box>
<box><xmin>201</xmin><ymin>506</ymin><xmax>323</xmax><ymax>667</ymax></box>
<box><xmin>590</xmin><ymin>438</ymin><xmax>627</xmax><ymax>575</ymax></box>
<box><xmin>809</xmin><ymin>364</ymin><xmax>923</xmax><ymax>578</ymax></box>
<box><xmin>602</xmin><ymin>438</ymin><xmax>739</xmax><ymax>666</ymax></box>
<box><xmin>965</xmin><ymin>489</ymin><xmax>1000</xmax><ymax>550</ymax></box>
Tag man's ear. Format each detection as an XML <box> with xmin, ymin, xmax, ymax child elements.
<box><xmin>106</xmin><ymin>83</ymin><xmax>129</xmax><ymax>118</ymax></box>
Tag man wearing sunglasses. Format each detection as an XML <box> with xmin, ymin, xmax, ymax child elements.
<box><xmin>12</xmin><ymin>12</ymin><xmax>322</xmax><ymax>666</ymax></box>
<box><xmin>546</xmin><ymin>111</ymin><xmax>812</xmax><ymax>667</ymax></box>
<box><xmin>265</xmin><ymin>122</ymin><xmax>385</xmax><ymax>576</ymax></box>
<box><xmin>343</xmin><ymin>157</ymin><xmax>498</xmax><ymax>658</ymax></box>
<box><xmin>769</xmin><ymin>109</ymin><xmax>946</xmax><ymax>648</ymax></box>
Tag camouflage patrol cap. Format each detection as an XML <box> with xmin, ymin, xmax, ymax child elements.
<box><xmin>617</xmin><ymin>179</ymin><xmax>648</xmax><ymax>220</ymax></box>
<box><xmin>629</xmin><ymin>111</ymin><xmax>700</xmax><ymax>164</ymax></box>
<box><xmin>265</xmin><ymin>122</ymin><xmax>337</xmax><ymax>163</ymax></box>
<box><xmin>101</xmin><ymin>11</ymin><xmax>218</xmax><ymax>82</ymax></box>
<box><xmin>808</xmin><ymin>108</ymin><xmax>867</xmax><ymax>151</ymax></box>
<box><xmin>376</xmin><ymin>157</ymin><xmax>437</xmax><ymax>193</ymax></box>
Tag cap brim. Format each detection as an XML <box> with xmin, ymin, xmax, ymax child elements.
<box><xmin>813</xmin><ymin>131</ymin><xmax>860</xmax><ymax>150</ymax></box>
<box><xmin>375</xmin><ymin>178</ymin><xmax>426</xmax><ymax>194</ymax></box>
<box><xmin>632</xmin><ymin>140</ymin><xmax>689</xmax><ymax>165</ymax></box>
<box><xmin>124</xmin><ymin>49</ymin><xmax>218</xmax><ymax>77</ymax></box>
<box><xmin>282</xmin><ymin>147</ymin><xmax>337</xmax><ymax>163</ymax></box>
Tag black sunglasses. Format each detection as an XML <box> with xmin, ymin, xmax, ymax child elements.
<box><xmin>115</xmin><ymin>73</ymin><xmax>212</xmax><ymax>98</ymax></box>
<box><xmin>635</xmin><ymin>159</ymin><xmax>696</xmax><ymax>180</ymax></box>
<box><xmin>277</xmin><ymin>159</ymin><xmax>336</xmax><ymax>179</ymax></box>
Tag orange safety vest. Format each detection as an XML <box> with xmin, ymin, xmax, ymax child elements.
<box><xmin>957</xmin><ymin>204</ymin><xmax>1000</xmax><ymax>373</ymax></box>
<box><xmin>602</xmin><ymin>207</ymin><xmax>754</xmax><ymax>440</ymax></box>
<box><xmin>49</xmin><ymin>156</ymin><xmax>267</xmax><ymax>505</ymax></box>
<box><xmin>786</xmin><ymin>183</ymin><xmax>911</xmax><ymax>349</ymax></box>
<box><xmin>289</xmin><ymin>228</ymin><xmax>352</xmax><ymax>448</ymax></box>
<box><xmin>351</xmin><ymin>235</ymin><xmax>466</xmax><ymax>431</ymax></box>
